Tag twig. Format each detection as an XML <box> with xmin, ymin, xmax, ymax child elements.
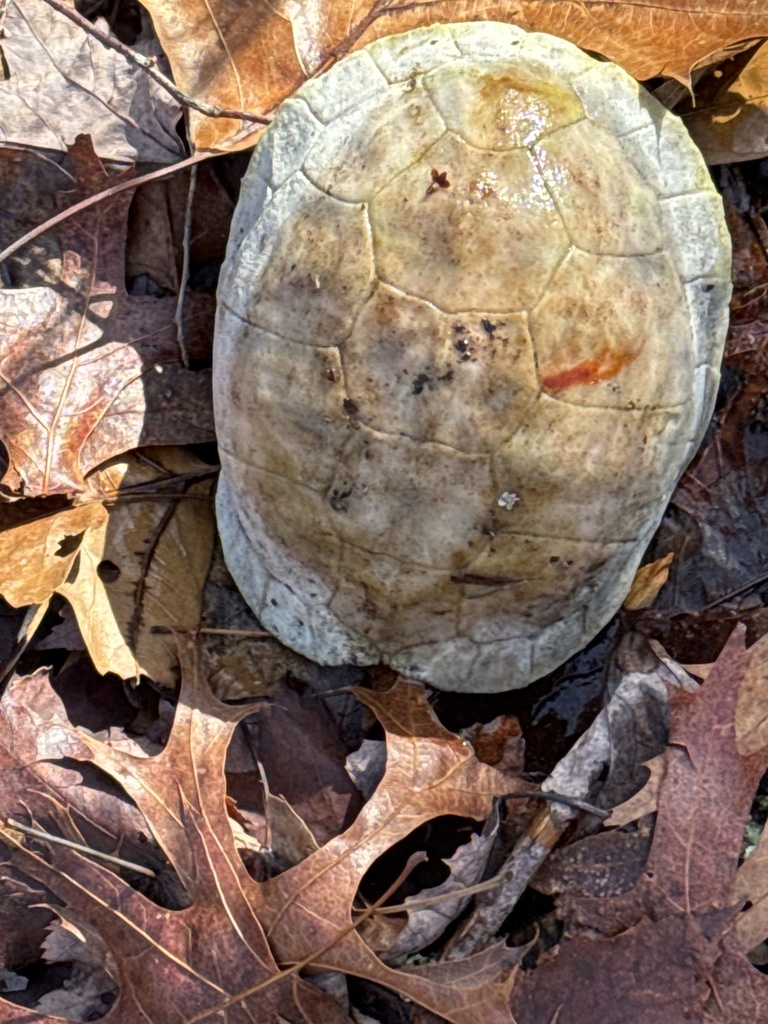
<box><xmin>174</xmin><ymin>163</ymin><xmax>197</xmax><ymax>367</ymax></box>
<box><xmin>38</xmin><ymin>0</ymin><xmax>270</xmax><ymax>124</ymax></box>
<box><xmin>4</xmin><ymin>818</ymin><xmax>156</xmax><ymax>878</ymax></box>
<box><xmin>0</xmin><ymin>151</ymin><xmax>211</xmax><ymax>265</ymax></box>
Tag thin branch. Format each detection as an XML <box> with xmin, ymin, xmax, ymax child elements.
<box><xmin>0</xmin><ymin>151</ymin><xmax>211</xmax><ymax>266</ymax></box>
<box><xmin>38</xmin><ymin>0</ymin><xmax>270</xmax><ymax>124</ymax></box>
<box><xmin>174</xmin><ymin>163</ymin><xmax>197</xmax><ymax>367</ymax></box>
<box><xmin>5</xmin><ymin>818</ymin><xmax>156</xmax><ymax>878</ymax></box>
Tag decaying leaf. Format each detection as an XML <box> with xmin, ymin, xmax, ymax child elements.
<box><xmin>0</xmin><ymin>136</ymin><xmax>214</xmax><ymax>498</ymax></box>
<box><xmin>0</xmin><ymin>648</ymin><xmax>354</xmax><ymax>1024</ymax></box>
<box><xmin>258</xmin><ymin>678</ymin><xmax>524</xmax><ymax>1023</ymax></box>
<box><xmin>510</xmin><ymin>627</ymin><xmax>768</xmax><ymax>1023</ymax></box>
<box><xmin>603</xmin><ymin>754</ymin><xmax>664</xmax><ymax>827</ymax></box>
<box><xmin>0</xmin><ymin>448</ymin><xmax>215</xmax><ymax>683</ymax></box>
<box><xmin>0</xmin><ymin>0</ymin><xmax>183</xmax><ymax>163</ymax></box>
<box><xmin>140</xmin><ymin>0</ymin><xmax>768</xmax><ymax>149</ymax></box>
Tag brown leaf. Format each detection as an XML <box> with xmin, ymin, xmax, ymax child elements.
<box><xmin>233</xmin><ymin>680</ymin><xmax>362</xmax><ymax>846</ymax></box>
<box><xmin>258</xmin><ymin>678</ymin><xmax>522</xmax><ymax>1023</ymax></box>
<box><xmin>510</xmin><ymin>626</ymin><xmax>768</xmax><ymax>1023</ymax></box>
<box><xmin>623</xmin><ymin>553</ymin><xmax>674</xmax><ymax>610</ymax></box>
<box><xmin>0</xmin><ymin>136</ymin><xmax>214</xmax><ymax>498</ymax></box>
<box><xmin>0</xmin><ymin>642</ymin><xmax>354</xmax><ymax>1024</ymax></box>
<box><xmin>684</xmin><ymin>41</ymin><xmax>768</xmax><ymax>164</ymax></box>
<box><xmin>141</xmin><ymin>0</ymin><xmax>768</xmax><ymax>150</ymax></box>
<box><xmin>603</xmin><ymin>754</ymin><xmax>664</xmax><ymax>827</ymax></box>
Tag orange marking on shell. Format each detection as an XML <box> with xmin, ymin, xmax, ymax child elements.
<box><xmin>541</xmin><ymin>350</ymin><xmax>631</xmax><ymax>392</ymax></box>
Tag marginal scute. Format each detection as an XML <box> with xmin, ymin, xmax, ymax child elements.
<box><xmin>213</xmin><ymin>22</ymin><xmax>731</xmax><ymax>693</ymax></box>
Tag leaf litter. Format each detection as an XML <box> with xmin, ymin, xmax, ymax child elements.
<box><xmin>3</xmin><ymin>2</ymin><xmax>768</xmax><ymax>1022</ymax></box>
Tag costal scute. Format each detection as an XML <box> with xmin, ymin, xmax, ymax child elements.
<box><xmin>213</xmin><ymin>22</ymin><xmax>731</xmax><ymax>693</ymax></box>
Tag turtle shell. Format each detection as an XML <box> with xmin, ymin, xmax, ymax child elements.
<box><xmin>213</xmin><ymin>22</ymin><xmax>731</xmax><ymax>692</ymax></box>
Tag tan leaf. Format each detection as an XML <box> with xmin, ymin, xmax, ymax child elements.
<box><xmin>0</xmin><ymin>503</ymin><xmax>108</xmax><ymax>606</ymax></box>
<box><xmin>0</xmin><ymin>448</ymin><xmax>214</xmax><ymax>683</ymax></box>
<box><xmin>623</xmin><ymin>553</ymin><xmax>674</xmax><ymax>610</ymax></box>
<box><xmin>1</xmin><ymin>0</ymin><xmax>182</xmax><ymax>162</ymax></box>
<box><xmin>258</xmin><ymin>678</ymin><xmax>522</xmax><ymax>1022</ymax></box>
<box><xmin>59</xmin><ymin>449</ymin><xmax>215</xmax><ymax>682</ymax></box>
<box><xmin>141</xmin><ymin>0</ymin><xmax>768</xmax><ymax>150</ymax></box>
<box><xmin>735</xmin><ymin>632</ymin><xmax>768</xmax><ymax>756</ymax></box>
<box><xmin>604</xmin><ymin>755</ymin><xmax>664</xmax><ymax>827</ymax></box>
<box><xmin>684</xmin><ymin>41</ymin><xmax>768</xmax><ymax>164</ymax></box>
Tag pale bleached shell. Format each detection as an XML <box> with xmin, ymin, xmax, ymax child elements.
<box><xmin>214</xmin><ymin>22</ymin><xmax>731</xmax><ymax>692</ymax></box>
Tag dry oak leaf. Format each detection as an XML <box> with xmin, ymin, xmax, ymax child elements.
<box><xmin>140</xmin><ymin>0</ymin><xmax>768</xmax><ymax>150</ymax></box>
<box><xmin>0</xmin><ymin>447</ymin><xmax>215</xmax><ymax>683</ymax></box>
<box><xmin>509</xmin><ymin>626</ymin><xmax>768</xmax><ymax>1024</ymax></box>
<box><xmin>0</xmin><ymin>645</ymin><xmax>354</xmax><ymax>1024</ymax></box>
<box><xmin>0</xmin><ymin>0</ymin><xmax>183</xmax><ymax>163</ymax></box>
<box><xmin>0</xmin><ymin>135</ymin><xmax>214</xmax><ymax>499</ymax></box>
<box><xmin>0</xmin><ymin>646</ymin><xmax>524</xmax><ymax>1024</ymax></box>
<box><xmin>257</xmin><ymin>678</ymin><xmax>523</xmax><ymax>1023</ymax></box>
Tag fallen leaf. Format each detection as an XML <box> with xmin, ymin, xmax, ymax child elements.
<box><xmin>383</xmin><ymin>809</ymin><xmax>501</xmax><ymax>962</ymax></box>
<box><xmin>684</xmin><ymin>42</ymin><xmax>768</xmax><ymax>164</ymax></box>
<box><xmin>603</xmin><ymin>755</ymin><xmax>664</xmax><ymax>827</ymax></box>
<box><xmin>233</xmin><ymin>680</ymin><xmax>362</xmax><ymax>847</ymax></box>
<box><xmin>140</xmin><ymin>0</ymin><xmax>768</xmax><ymax>150</ymax></box>
<box><xmin>0</xmin><ymin>503</ymin><xmax>108</xmax><ymax>607</ymax></box>
<box><xmin>0</xmin><ymin>646</ymin><xmax>354</xmax><ymax>1024</ymax></box>
<box><xmin>0</xmin><ymin>136</ymin><xmax>214</xmax><ymax>498</ymax></box>
<box><xmin>258</xmin><ymin>679</ymin><xmax>522</xmax><ymax>1023</ymax></box>
<box><xmin>0</xmin><ymin>447</ymin><xmax>215</xmax><ymax>683</ymax></box>
<box><xmin>446</xmin><ymin>648</ymin><xmax>683</xmax><ymax>960</ymax></box>
<box><xmin>533</xmin><ymin>828</ymin><xmax>652</xmax><ymax>901</ymax></box>
<box><xmin>734</xmin><ymin>817</ymin><xmax>768</xmax><ymax>954</ymax></box>
<box><xmin>0</xmin><ymin>0</ymin><xmax>183</xmax><ymax>163</ymax></box>
<box><xmin>623</xmin><ymin>553</ymin><xmax>674</xmax><ymax>610</ymax></box>
<box><xmin>510</xmin><ymin>627</ymin><xmax>768</xmax><ymax>1023</ymax></box>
